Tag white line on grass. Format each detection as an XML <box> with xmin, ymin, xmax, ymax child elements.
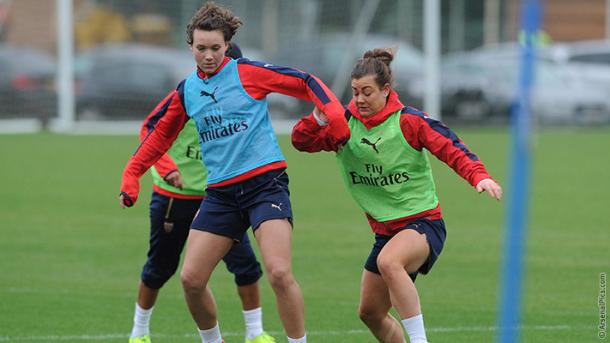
<box><xmin>0</xmin><ymin>325</ymin><xmax>574</xmax><ymax>341</ymax></box>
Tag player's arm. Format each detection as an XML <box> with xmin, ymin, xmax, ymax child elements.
<box><xmin>400</xmin><ymin>108</ymin><xmax>502</xmax><ymax>200</ymax></box>
<box><xmin>292</xmin><ymin>106</ymin><xmax>349</xmax><ymax>152</ymax></box>
<box><xmin>120</xmin><ymin>83</ymin><xmax>189</xmax><ymax>208</ymax></box>
<box><xmin>140</xmin><ymin>91</ymin><xmax>181</xmax><ymax>182</ymax></box>
<box><xmin>237</xmin><ymin>60</ymin><xmax>349</xmax><ymax>144</ymax></box>
<box><xmin>140</xmin><ymin>91</ymin><xmax>184</xmax><ymax>189</ymax></box>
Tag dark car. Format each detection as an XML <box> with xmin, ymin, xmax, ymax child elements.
<box><xmin>269</xmin><ymin>32</ymin><xmax>424</xmax><ymax>116</ymax></box>
<box><xmin>0</xmin><ymin>44</ymin><xmax>56</xmax><ymax>120</ymax></box>
<box><xmin>76</xmin><ymin>44</ymin><xmax>194</xmax><ymax>119</ymax></box>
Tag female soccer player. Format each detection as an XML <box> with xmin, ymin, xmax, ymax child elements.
<box><xmin>118</xmin><ymin>3</ymin><xmax>348</xmax><ymax>343</ymax></box>
<box><xmin>292</xmin><ymin>48</ymin><xmax>502</xmax><ymax>343</ymax></box>
<box><xmin>128</xmin><ymin>44</ymin><xmax>275</xmax><ymax>343</ymax></box>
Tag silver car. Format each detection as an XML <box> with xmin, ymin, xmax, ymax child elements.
<box><xmin>438</xmin><ymin>43</ymin><xmax>610</xmax><ymax>125</ymax></box>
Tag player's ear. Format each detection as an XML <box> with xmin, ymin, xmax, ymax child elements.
<box><xmin>382</xmin><ymin>83</ymin><xmax>390</xmax><ymax>97</ymax></box>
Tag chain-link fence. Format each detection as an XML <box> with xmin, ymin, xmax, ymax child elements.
<box><xmin>1</xmin><ymin>0</ymin><xmax>610</xmax><ymax>132</ymax></box>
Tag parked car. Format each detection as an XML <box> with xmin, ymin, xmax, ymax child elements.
<box><xmin>438</xmin><ymin>43</ymin><xmax>610</xmax><ymax>125</ymax></box>
<box><xmin>269</xmin><ymin>32</ymin><xmax>424</xmax><ymax>116</ymax></box>
<box><xmin>76</xmin><ymin>44</ymin><xmax>194</xmax><ymax>119</ymax></box>
<box><xmin>0</xmin><ymin>44</ymin><xmax>56</xmax><ymax>120</ymax></box>
<box><xmin>76</xmin><ymin>43</ymin><xmax>298</xmax><ymax>121</ymax></box>
<box><xmin>550</xmin><ymin>40</ymin><xmax>610</xmax><ymax>66</ymax></box>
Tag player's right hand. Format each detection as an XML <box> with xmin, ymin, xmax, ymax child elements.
<box><xmin>119</xmin><ymin>193</ymin><xmax>131</xmax><ymax>209</ymax></box>
<box><xmin>119</xmin><ymin>175</ymin><xmax>140</xmax><ymax>209</ymax></box>
<box><xmin>313</xmin><ymin>106</ymin><xmax>329</xmax><ymax>124</ymax></box>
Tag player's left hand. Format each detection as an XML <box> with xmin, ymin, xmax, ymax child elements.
<box><xmin>476</xmin><ymin>178</ymin><xmax>503</xmax><ymax>201</ymax></box>
<box><xmin>164</xmin><ymin>170</ymin><xmax>183</xmax><ymax>189</ymax></box>
<box><xmin>119</xmin><ymin>174</ymin><xmax>140</xmax><ymax>209</ymax></box>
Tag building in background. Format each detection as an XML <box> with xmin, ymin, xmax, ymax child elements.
<box><xmin>3</xmin><ymin>0</ymin><xmax>610</xmax><ymax>55</ymax></box>
<box><xmin>2</xmin><ymin>0</ymin><xmax>610</xmax><ymax>126</ymax></box>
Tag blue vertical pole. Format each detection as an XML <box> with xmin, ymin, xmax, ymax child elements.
<box><xmin>497</xmin><ymin>0</ymin><xmax>540</xmax><ymax>342</ymax></box>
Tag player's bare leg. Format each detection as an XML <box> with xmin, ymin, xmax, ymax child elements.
<box><xmin>136</xmin><ymin>282</ymin><xmax>159</xmax><ymax>309</ymax></box>
<box><xmin>129</xmin><ymin>282</ymin><xmax>160</xmax><ymax>341</ymax></box>
<box><xmin>237</xmin><ymin>282</ymin><xmax>260</xmax><ymax>310</ymax></box>
<box><xmin>255</xmin><ymin>219</ymin><xmax>305</xmax><ymax>340</ymax></box>
<box><xmin>377</xmin><ymin>229</ymin><xmax>430</xmax><ymax>343</ymax></box>
<box><xmin>359</xmin><ymin>270</ymin><xmax>406</xmax><ymax>343</ymax></box>
<box><xmin>180</xmin><ymin>230</ymin><xmax>234</xmax><ymax>329</ymax></box>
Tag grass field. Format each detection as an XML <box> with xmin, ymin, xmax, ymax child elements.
<box><xmin>0</xmin><ymin>128</ymin><xmax>608</xmax><ymax>342</ymax></box>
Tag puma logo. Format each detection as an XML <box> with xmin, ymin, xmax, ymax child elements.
<box><xmin>360</xmin><ymin>137</ymin><xmax>381</xmax><ymax>153</ymax></box>
<box><xmin>271</xmin><ymin>203</ymin><xmax>283</xmax><ymax>211</ymax></box>
<box><xmin>200</xmin><ymin>86</ymin><xmax>219</xmax><ymax>103</ymax></box>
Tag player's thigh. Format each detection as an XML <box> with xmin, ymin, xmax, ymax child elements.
<box><xmin>254</xmin><ymin>219</ymin><xmax>293</xmax><ymax>269</ymax></box>
<box><xmin>378</xmin><ymin>229</ymin><xmax>430</xmax><ymax>274</ymax></box>
<box><xmin>182</xmin><ymin>229</ymin><xmax>234</xmax><ymax>284</ymax></box>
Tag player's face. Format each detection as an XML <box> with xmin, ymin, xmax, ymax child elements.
<box><xmin>190</xmin><ymin>29</ymin><xmax>229</xmax><ymax>74</ymax></box>
<box><xmin>351</xmin><ymin>75</ymin><xmax>390</xmax><ymax>117</ymax></box>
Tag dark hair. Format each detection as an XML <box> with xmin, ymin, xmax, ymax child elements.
<box><xmin>225</xmin><ymin>42</ymin><xmax>242</xmax><ymax>59</ymax></box>
<box><xmin>350</xmin><ymin>48</ymin><xmax>394</xmax><ymax>88</ymax></box>
<box><xmin>186</xmin><ymin>2</ymin><xmax>243</xmax><ymax>45</ymax></box>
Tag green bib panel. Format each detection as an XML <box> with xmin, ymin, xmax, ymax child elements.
<box><xmin>336</xmin><ymin>111</ymin><xmax>438</xmax><ymax>221</ymax></box>
<box><xmin>151</xmin><ymin>119</ymin><xmax>207</xmax><ymax>196</ymax></box>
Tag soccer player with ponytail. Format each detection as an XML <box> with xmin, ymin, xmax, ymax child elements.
<box><xmin>292</xmin><ymin>48</ymin><xmax>502</xmax><ymax>343</ymax></box>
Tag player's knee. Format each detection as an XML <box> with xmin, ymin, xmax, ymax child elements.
<box><xmin>142</xmin><ymin>274</ymin><xmax>170</xmax><ymax>289</ymax></box>
<box><xmin>266</xmin><ymin>265</ymin><xmax>293</xmax><ymax>290</ymax></box>
<box><xmin>234</xmin><ymin>270</ymin><xmax>263</xmax><ymax>286</ymax></box>
<box><xmin>230</xmin><ymin>259</ymin><xmax>263</xmax><ymax>286</ymax></box>
<box><xmin>180</xmin><ymin>270</ymin><xmax>204</xmax><ymax>294</ymax></box>
<box><xmin>142</xmin><ymin>263</ymin><xmax>179</xmax><ymax>289</ymax></box>
<box><xmin>376</xmin><ymin>256</ymin><xmax>403</xmax><ymax>279</ymax></box>
<box><xmin>358</xmin><ymin>305</ymin><xmax>384</xmax><ymax>325</ymax></box>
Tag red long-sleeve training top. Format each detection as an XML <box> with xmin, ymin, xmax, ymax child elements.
<box><xmin>292</xmin><ymin>90</ymin><xmax>493</xmax><ymax>235</ymax></box>
<box><xmin>121</xmin><ymin>56</ymin><xmax>348</xmax><ymax>206</ymax></box>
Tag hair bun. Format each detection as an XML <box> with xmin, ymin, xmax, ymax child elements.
<box><xmin>363</xmin><ymin>48</ymin><xmax>394</xmax><ymax>67</ymax></box>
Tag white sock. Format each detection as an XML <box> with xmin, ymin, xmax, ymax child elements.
<box><xmin>287</xmin><ymin>334</ymin><xmax>307</xmax><ymax>343</ymax></box>
<box><xmin>243</xmin><ymin>307</ymin><xmax>264</xmax><ymax>340</ymax></box>
<box><xmin>401</xmin><ymin>314</ymin><xmax>428</xmax><ymax>343</ymax></box>
<box><xmin>199</xmin><ymin>322</ymin><xmax>222</xmax><ymax>343</ymax></box>
<box><xmin>130</xmin><ymin>303</ymin><xmax>153</xmax><ymax>338</ymax></box>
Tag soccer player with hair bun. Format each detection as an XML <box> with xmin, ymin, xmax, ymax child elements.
<box><xmin>292</xmin><ymin>47</ymin><xmax>503</xmax><ymax>343</ymax></box>
<box><xmin>119</xmin><ymin>2</ymin><xmax>348</xmax><ymax>343</ymax></box>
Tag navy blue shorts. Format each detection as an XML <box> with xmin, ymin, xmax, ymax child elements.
<box><xmin>190</xmin><ymin>169</ymin><xmax>293</xmax><ymax>241</ymax></box>
<box><xmin>364</xmin><ymin>218</ymin><xmax>446</xmax><ymax>282</ymax></box>
<box><xmin>141</xmin><ymin>192</ymin><xmax>262</xmax><ymax>289</ymax></box>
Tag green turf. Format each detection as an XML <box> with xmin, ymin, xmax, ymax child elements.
<box><xmin>0</xmin><ymin>128</ymin><xmax>608</xmax><ymax>342</ymax></box>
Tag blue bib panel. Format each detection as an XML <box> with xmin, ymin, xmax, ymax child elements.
<box><xmin>183</xmin><ymin>59</ymin><xmax>285</xmax><ymax>184</ymax></box>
